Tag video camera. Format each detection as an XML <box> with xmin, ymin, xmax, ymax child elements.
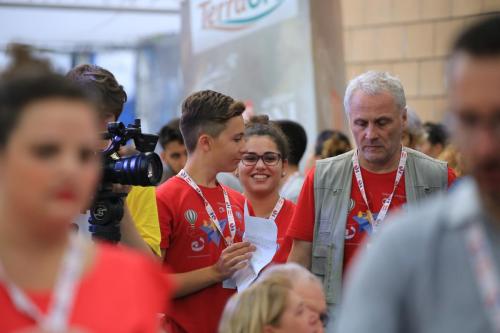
<box><xmin>88</xmin><ymin>119</ymin><xmax>163</xmax><ymax>242</ymax></box>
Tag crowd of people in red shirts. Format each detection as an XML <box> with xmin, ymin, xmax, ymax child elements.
<box><xmin>1</xmin><ymin>15</ymin><xmax>499</xmax><ymax>333</ymax></box>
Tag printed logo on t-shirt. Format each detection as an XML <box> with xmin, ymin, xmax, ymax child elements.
<box><xmin>184</xmin><ymin>209</ymin><xmax>198</xmax><ymax>227</ymax></box>
<box><xmin>235</xmin><ymin>210</ymin><xmax>242</xmax><ymax>221</ymax></box>
<box><xmin>345</xmin><ymin>226</ymin><xmax>356</xmax><ymax>240</ymax></box>
<box><xmin>200</xmin><ymin>218</ymin><xmax>228</xmax><ymax>247</ymax></box>
<box><xmin>348</xmin><ymin>199</ymin><xmax>355</xmax><ymax>212</ymax></box>
<box><xmin>352</xmin><ymin>210</ymin><xmax>378</xmax><ymax>236</ymax></box>
<box><xmin>191</xmin><ymin>237</ymin><xmax>205</xmax><ymax>252</ymax></box>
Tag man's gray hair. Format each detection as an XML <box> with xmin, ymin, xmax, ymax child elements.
<box><xmin>344</xmin><ymin>71</ymin><xmax>406</xmax><ymax>114</ymax></box>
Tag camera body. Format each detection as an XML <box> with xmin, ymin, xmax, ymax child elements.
<box><xmin>88</xmin><ymin>119</ymin><xmax>163</xmax><ymax>242</ymax></box>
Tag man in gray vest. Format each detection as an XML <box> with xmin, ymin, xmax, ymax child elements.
<box><xmin>336</xmin><ymin>15</ymin><xmax>500</xmax><ymax>333</ymax></box>
<box><xmin>287</xmin><ymin>70</ymin><xmax>456</xmax><ymax>329</ymax></box>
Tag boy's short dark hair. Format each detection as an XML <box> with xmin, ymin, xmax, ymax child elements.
<box><xmin>159</xmin><ymin>117</ymin><xmax>184</xmax><ymax>149</ymax></box>
<box><xmin>66</xmin><ymin>64</ymin><xmax>127</xmax><ymax>120</ymax></box>
<box><xmin>423</xmin><ymin>122</ymin><xmax>448</xmax><ymax>146</ymax></box>
<box><xmin>274</xmin><ymin>120</ymin><xmax>307</xmax><ymax>166</ymax></box>
<box><xmin>180</xmin><ymin>90</ymin><xmax>245</xmax><ymax>153</ymax></box>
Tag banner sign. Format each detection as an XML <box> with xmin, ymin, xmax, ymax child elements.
<box><xmin>190</xmin><ymin>0</ymin><xmax>298</xmax><ymax>53</ymax></box>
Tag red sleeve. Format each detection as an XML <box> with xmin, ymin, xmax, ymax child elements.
<box><xmin>156</xmin><ymin>183</ymin><xmax>175</xmax><ymax>250</ymax></box>
<box><xmin>447</xmin><ymin>167</ymin><xmax>457</xmax><ymax>189</ymax></box>
<box><xmin>286</xmin><ymin>167</ymin><xmax>316</xmax><ymax>242</ymax></box>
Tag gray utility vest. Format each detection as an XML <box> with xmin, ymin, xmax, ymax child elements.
<box><xmin>311</xmin><ymin>147</ymin><xmax>448</xmax><ymax>305</ymax></box>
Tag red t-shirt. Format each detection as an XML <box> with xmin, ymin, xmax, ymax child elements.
<box><xmin>246</xmin><ymin>198</ymin><xmax>295</xmax><ymax>264</ymax></box>
<box><xmin>287</xmin><ymin>165</ymin><xmax>457</xmax><ymax>275</ymax></box>
<box><xmin>0</xmin><ymin>243</ymin><xmax>172</xmax><ymax>333</ymax></box>
<box><xmin>156</xmin><ymin>176</ymin><xmax>245</xmax><ymax>333</ymax></box>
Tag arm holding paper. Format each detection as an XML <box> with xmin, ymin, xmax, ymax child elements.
<box><xmin>172</xmin><ymin>241</ymin><xmax>255</xmax><ymax>298</ymax></box>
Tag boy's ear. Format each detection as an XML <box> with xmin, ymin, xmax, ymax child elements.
<box><xmin>198</xmin><ymin>134</ymin><xmax>212</xmax><ymax>152</ymax></box>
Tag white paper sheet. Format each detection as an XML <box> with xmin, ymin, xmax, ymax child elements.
<box><xmin>231</xmin><ymin>215</ymin><xmax>278</xmax><ymax>291</ymax></box>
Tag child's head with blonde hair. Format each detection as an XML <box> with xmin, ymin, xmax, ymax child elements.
<box><xmin>218</xmin><ymin>275</ymin><xmax>292</xmax><ymax>333</ymax></box>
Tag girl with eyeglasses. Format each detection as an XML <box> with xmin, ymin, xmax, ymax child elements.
<box><xmin>237</xmin><ymin>116</ymin><xmax>294</xmax><ymax>263</ymax></box>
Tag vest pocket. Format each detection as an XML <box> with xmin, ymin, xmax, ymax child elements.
<box><xmin>311</xmin><ymin>255</ymin><xmax>327</xmax><ymax>276</ymax></box>
<box><xmin>414</xmin><ymin>185</ymin><xmax>442</xmax><ymax>199</ymax></box>
<box><xmin>312</xmin><ymin>244</ymin><xmax>337</xmax><ymax>304</ymax></box>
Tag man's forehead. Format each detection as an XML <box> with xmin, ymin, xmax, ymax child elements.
<box><xmin>449</xmin><ymin>55</ymin><xmax>500</xmax><ymax>107</ymax></box>
<box><xmin>449</xmin><ymin>54</ymin><xmax>500</xmax><ymax>85</ymax></box>
<box><xmin>349</xmin><ymin>90</ymin><xmax>399</xmax><ymax>112</ymax></box>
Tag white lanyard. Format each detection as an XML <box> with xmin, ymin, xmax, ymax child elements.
<box><xmin>0</xmin><ymin>233</ymin><xmax>84</xmax><ymax>332</ymax></box>
<box><xmin>466</xmin><ymin>222</ymin><xmax>500</xmax><ymax>332</ymax></box>
<box><xmin>268</xmin><ymin>197</ymin><xmax>285</xmax><ymax>222</ymax></box>
<box><xmin>352</xmin><ymin>148</ymin><xmax>407</xmax><ymax>233</ymax></box>
<box><xmin>178</xmin><ymin>169</ymin><xmax>236</xmax><ymax>247</ymax></box>
<box><xmin>245</xmin><ymin>196</ymin><xmax>285</xmax><ymax>222</ymax></box>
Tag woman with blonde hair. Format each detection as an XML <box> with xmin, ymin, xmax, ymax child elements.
<box><xmin>218</xmin><ymin>275</ymin><xmax>321</xmax><ymax>333</ymax></box>
<box><xmin>260</xmin><ymin>263</ymin><xmax>328</xmax><ymax>329</ymax></box>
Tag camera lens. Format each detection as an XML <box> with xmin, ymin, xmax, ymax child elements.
<box><xmin>104</xmin><ymin>152</ymin><xmax>163</xmax><ymax>186</ymax></box>
<box><xmin>147</xmin><ymin>163</ymin><xmax>154</xmax><ymax>179</ymax></box>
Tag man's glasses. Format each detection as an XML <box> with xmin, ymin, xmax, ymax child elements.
<box><xmin>241</xmin><ymin>152</ymin><xmax>282</xmax><ymax>166</ymax></box>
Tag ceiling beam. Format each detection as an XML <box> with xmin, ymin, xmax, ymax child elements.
<box><xmin>0</xmin><ymin>1</ymin><xmax>180</xmax><ymax>15</ymax></box>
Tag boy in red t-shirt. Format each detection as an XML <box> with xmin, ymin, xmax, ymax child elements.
<box><xmin>156</xmin><ymin>90</ymin><xmax>255</xmax><ymax>333</ymax></box>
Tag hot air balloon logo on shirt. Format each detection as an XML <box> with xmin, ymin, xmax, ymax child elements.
<box><xmin>184</xmin><ymin>209</ymin><xmax>198</xmax><ymax>228</ymax></box>
<box><xmin>348</xmin><ymin>199</ymin><xmax>355</xmax><ymax>213</ymax></box>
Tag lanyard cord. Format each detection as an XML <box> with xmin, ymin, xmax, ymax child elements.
<box><xmin>466</xmin><ymin>222</ymin><xmax>500</xmax><ymax>332</ymax></box>
<box><xmin>352</xmin><ymin>149</ymin><xmax>407</xmax><ymax>233</ymax></box>
<box><xmin>178</xmin><ymin>169</ymin><xmax>236</xmax><ymax>247</ymax></box>
<box><xmin>268</xmin><ymin>197</ymin><xmax>285</xmax><ymax>221</ymax></box>
<box><xmin>0</xmin><ymin>233</ymin><xmax>84</xmax><ymax>332</ymax></box>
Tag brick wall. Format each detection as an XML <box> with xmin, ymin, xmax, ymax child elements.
<box><xmin>341</xmin><ymin>0</ymin><xmax>500</xmax><ymax>122</ymax></box>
